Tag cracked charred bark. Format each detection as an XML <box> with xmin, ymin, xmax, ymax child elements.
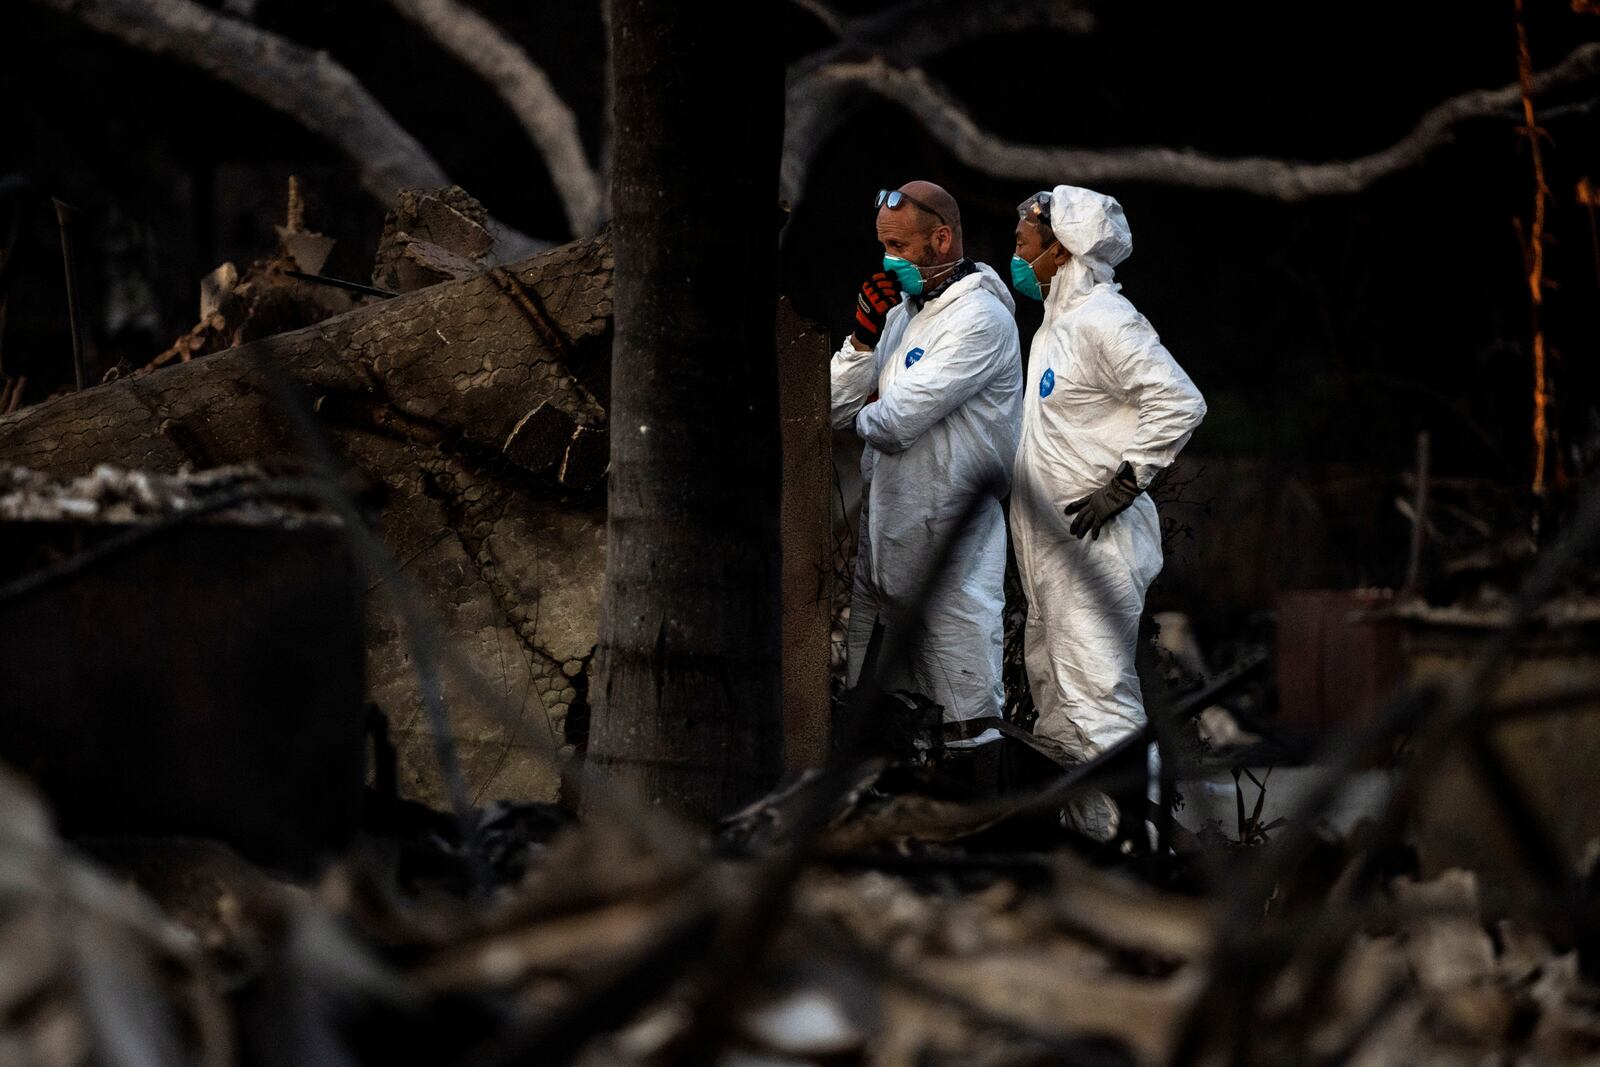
<box><xmin>585</xmin><ymin>0</ymin><xmax>786</xmax><ymax>820</ymax></box>
<box><xmin>0</xmin><ymin>237</ymin><xmax>614</xmax><ymax>807</ymax></box>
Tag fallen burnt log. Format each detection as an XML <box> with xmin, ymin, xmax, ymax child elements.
<box><xmin>0</xmin><ymin>235</ymin><xmax>615</xmax><ymax>808</ymax></box>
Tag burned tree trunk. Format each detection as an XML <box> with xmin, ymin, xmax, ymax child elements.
<box><xmin>587</xmin><ymin>1</ymin><xmax>786</xmax><ymax>818</ymax></box>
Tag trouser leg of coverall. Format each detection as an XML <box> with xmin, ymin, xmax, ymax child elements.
<box><xmin>1019</xmin><ymin>500</ymin><xmax>1162</xmax><ymax>840</ymax></box>
<box><xmin>845</xmin><ymin>486</ymin><xmax>878</xmax><ymax>689</ymax></box>
<box><xmin>909</xmin><ymin>499</ymin><xmax>1007</xmax><ymax>737</ymax></box>
<box><xmin>845</xmin><ymin>504</ymin><xmax>913</xmax><ymax>698</ymax></box>
<box><xmin>849</xmin><ymin>500</ymin><xmax>1006</xmax><ymax>743</ymax></box>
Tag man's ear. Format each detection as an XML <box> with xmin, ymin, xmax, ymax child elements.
<box><xmin>1052</xmin><ymin>242</ymin><xmax>1070</xmax><ymax>267</ymax></box>
<box><xmin>932</xmin><ymin>226</ymin><xmax>953</xmax><ymax>257</ymax></box>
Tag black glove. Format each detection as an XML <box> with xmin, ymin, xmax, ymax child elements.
<box><xmin>1064</xmin><ymin>461</ymin><xmax>1142</xmax><ymax>540</ymax></box>
<box><xmin>852</xmin><ymin>272</ymin><xmax>902</xmax><ymax>348</ymax></box>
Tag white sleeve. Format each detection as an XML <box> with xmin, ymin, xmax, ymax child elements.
<box><xmin>1093</xmin><ymin>308</ymin><xmax>1206</xmax><ymax>488</ymax></box>
<box><xmin>830</xmin><ymin>336</ymin><xmax>880</xmax><ymax>431</ymax></box>
<box><xmin>855</xmin><ymin>313</ymin><xmax>1010</xmax><ymax>454</ymax></box>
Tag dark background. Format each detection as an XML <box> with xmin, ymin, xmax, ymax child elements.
<box><xmin>3</xmin><ymin>0</ymin><xmax>1598</xmax><ymax>636</ymax></box>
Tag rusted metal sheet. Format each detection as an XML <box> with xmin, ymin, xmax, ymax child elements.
<box><xmin>1274</xmin><ymin>589</ymin><xmax>1407</xmax><ymax>731</ymax></box>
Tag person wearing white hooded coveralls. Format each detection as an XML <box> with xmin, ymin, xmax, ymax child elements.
<box><xmin>1009</xmin><ymin>185</ymin><xmax>1206</xmax><ymax>839</ymax></box>
<box><xmin>831</xmin><ymin>182</ymin><xmax>1022</xmax><ymax>743</ymax></box>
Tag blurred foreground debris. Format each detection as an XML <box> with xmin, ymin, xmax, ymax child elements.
<box><xmin>0</xmin><ymin>732</ymin><xmax>1597</xmax><ymax>1065</ymax></box>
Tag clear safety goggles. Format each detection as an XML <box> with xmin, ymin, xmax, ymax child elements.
<box><xmin>1018</xmin><ymin>190</ymin><xmax>1053</xmax><ymax>228</ymax></box>
<box><xmin>875</xmin><ymin>188</ymin><xmax>948</xmax><ymax>227</ymax></box>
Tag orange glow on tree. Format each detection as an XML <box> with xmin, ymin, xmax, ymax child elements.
<box><xmin>1514</xmin><ymin>0</ymin><xmax>1558</xmax><ymax>498</ymax></box>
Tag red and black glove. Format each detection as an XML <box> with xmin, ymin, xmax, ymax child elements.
<box><xmin>852</xmin><ymin>272</ymin><xmax>902</xmax><ymax>348</ymax></box>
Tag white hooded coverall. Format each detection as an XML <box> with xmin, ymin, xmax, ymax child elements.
<box><xmin>1011</xmin><ymin>186</ymin><xmax>1206</xmax><ymax>838</ymax></box>
<box><xmin>831</xmin><ymin>263</ymin><xmax>1023</xmax><ymax>734</ymax></box>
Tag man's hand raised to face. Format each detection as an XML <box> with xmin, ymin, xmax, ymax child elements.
<box><xmin>851</xmin><ymin>272</ymin><xmax>902</xmax><ymax>350</ymax></box>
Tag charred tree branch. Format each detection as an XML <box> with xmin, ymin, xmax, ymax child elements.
<box><xmin>788</xmin><ymin>0</ymin><xmax>1095</xmax><ymax>77</ymax></box>
<box><xmin>25</xmin><ymin>0</ymin><xmax>548</xmax><ymax>252</ymax></box>
<box><xmin>382</xmin><ymin>0</ymin><xmax>603</xmax><ymax>236</ymax></box>
<box><xmin>783</xmin><ymin>42</ymin><xmax>1600</xmax><ymax>203</ymax></box>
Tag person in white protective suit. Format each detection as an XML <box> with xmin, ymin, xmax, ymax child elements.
<box><xmin>831</xmin><ymin>181</ymin><xmax>1022</xmax><ymax>749</ymax></box>
<box><xmin>1007</xmin><ymin>185</ymin><xmax>1206</xmax><ymax>840</ymax></box>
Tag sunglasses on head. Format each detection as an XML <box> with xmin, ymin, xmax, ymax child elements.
<box><xmin>1018</xmin><ymin>190</ymin><xmax>1053</xmax><ymax>228</ymax></box>
<box><xmin>875</xmin><ymin>188</ymin><xmax>949</xmax><ymax>227</ymax></box>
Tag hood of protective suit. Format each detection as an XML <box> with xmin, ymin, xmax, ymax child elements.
<box><xmin>1043</xmin><ymin>184</ymin><xmax>1132</xmax><ymax>307</ymax></box>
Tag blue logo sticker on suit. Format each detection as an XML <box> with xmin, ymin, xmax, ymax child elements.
<box><xmin>1040</xmin><ymin>368</ymin><xmax>1056</xmax><ymax>398</ymax></box>
<box><xmin>904</xmin><ymin>346</ymin><xmax>925</xmax><ymax>369</ymax></box>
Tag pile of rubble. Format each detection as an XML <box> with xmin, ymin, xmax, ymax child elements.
<box><xmin>102</xmin><ymin>180</ymin><xmax>501</xmax><ymax>385</ymax></box>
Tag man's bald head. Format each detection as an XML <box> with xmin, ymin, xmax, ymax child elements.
<box><xmin>898</xmin><ymin>181</ymin><xmax>961</xmax><ymax>241</ymax></box>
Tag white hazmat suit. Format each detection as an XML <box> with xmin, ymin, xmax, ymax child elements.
<box><xmin>1011</xmin><ymin>186</ymin><xmax>1206</xmax><ymax>838</ymax></box>
<box><xmin>832</xmin><ymin>263</ymin><xmax>1023</xmax><ymax>736</ymax></box>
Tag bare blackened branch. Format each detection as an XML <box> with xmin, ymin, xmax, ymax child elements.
<box><xmin>787</xmin><ymin>0</ymin><xmax>846</xmax><ymax>36</ymax></box>
<box><xmin>789</xmin><ymin>0</ymin><xmax>1095</xmax><ymax>78</ymax></box>
<box><xmin>26</xmin><ymin>0</ymin><xmax>549</xmax><ymax>252</ymax></box>
<box><xmin>784</xmin><ymin>43</ymin><xmax>1600</xmax><ymax>203</ymax></box>
<box><xmin>782</xmin><ymin>0</ymin><xmax>1095</xmax><ymax>202</ymax></box>
<box><xmin>383</xmin><ymin>0</ymin><xmax>603</xmax><ymax>236</ymax></box>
